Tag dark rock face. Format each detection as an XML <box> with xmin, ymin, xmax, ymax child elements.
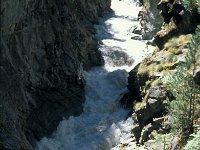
<box><xmin>157</xmin><ymin>0</ymin><xmax>200</xmax><ymax>28</ymax></box>
<box><xmin>120</xmin><ymin>64</ymin><xmax>144</xmax><ymax>108</ymax></box>
<box><xmin>0</xmin><ymin>0</ymin><xmax>111</xmax><ymax>149</ymax></box>
<box><xmin>194</xmin><ymin>70</ymin><xmax>200</xmax><ymax>86</ymax></box>
<box><xmin>120</xmin><ymin>92</ymin><xmax>138</xmax><ymax>108</ymax></box>
<box><xmin>136</xmin><ymin>86</ymin><xmax>167</xmax><ymax>124</ymax></box>
<box><xmin>139</xmin><ymin>122</ymin><xmax>161</xmax><ymax>144</ymax></box>
<box><xmin>155</xmin><ymin>0</ymin><xmax>200</xmax><ymax>49</ymax></box>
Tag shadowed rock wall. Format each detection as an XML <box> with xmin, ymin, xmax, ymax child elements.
<box><xmin>0</xmin><ymin>0</ymin><xmax>111</xmax><ymax>149</ymax></box>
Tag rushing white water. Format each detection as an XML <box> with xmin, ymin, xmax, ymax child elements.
<box><xmin>36</xmin><ymin>0</ymin><xmax>154</xmax><ymax>150</ymax></box>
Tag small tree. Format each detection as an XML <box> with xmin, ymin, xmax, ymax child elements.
<box><xmin>167</xmin><ymin>26</ymin><xmax>200</xmax><ymax>138</ymax></box>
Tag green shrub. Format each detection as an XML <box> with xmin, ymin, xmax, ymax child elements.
<box><xmin>166</xmin><ymin>26</ymin><xmax>200</xmax><ymax>138</ymax></box>
<box><xmin>184</xmin><ymin>130</ymin><xmax>200</xmax><ymax>150</ymax></box>
<box><xmin>182</xmin><ymin>0</ymin><xmax>200</xmax><ymax>11</ymax></box>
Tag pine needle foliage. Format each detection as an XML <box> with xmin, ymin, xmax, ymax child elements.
<box><xmin>182</xmin><ymin>0</ymin><xmax>200</xmax><ymax>11</ymax></box>
<box><xmin>167</xmin><ymin>26</ymin><xmax>200</xmax><ymax>138</ymax></box>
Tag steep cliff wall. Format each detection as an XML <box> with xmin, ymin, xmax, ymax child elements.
<box><xmin>139</xmin><ymin>0</ymin><xmax>163</xmax><ymax>40</ymax></box>
<box><xmin>122</xmin><ymin>0</ymin><xmax>200</xmax><ymax>147</ymax></box>
<box><xmin>0</xmin><ymin>0</ymin><xmax>111</xmax><ymax>149</ymax></box>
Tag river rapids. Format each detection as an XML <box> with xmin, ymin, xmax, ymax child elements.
<box><xmin>36</xmin><ymin>0</ymin><xmax>154</xmax><ymax>149</ymax></box>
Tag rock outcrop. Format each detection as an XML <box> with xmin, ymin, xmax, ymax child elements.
<box><xmin>132</xmin><ymin>86</ymin><xmax>168</xmax><ymax>144</ymax></box>
<box><xmin>136</xmin><ymin>0</ymin><xmax>163</xmax><ymax>40</ymax></box>
<box><xmin>0</xmin><ymin>0</ymin><xmax>111</xmax><ymax>149</ymax></box>
<box><xmin>120</xmin><ymin>64</ymin><xmax>142</xmax><ymax>108</ymax></box>
<box><xmin>155</xmin><ymin>0</ymin><xmax>200</xmax><ymax>49</ymax></box>
<box><xmin>120</xmin><ymin>0</ymin><xmax>200</xmax><ymax>146</ymax></box>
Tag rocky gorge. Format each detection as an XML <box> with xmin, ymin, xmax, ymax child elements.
<box><xmin>1</xmin><ymin>0</ymin><xmax>200</xmax><ymax>150</ymax></box>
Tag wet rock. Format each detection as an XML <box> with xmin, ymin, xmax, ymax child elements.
<box><xmin>146</xmin><ymin>39</ymin><xmax>156</xmax><ymax>46</ymax></box>
<box><xmin>132</xmin><ymin>116</ymin><xmax>168</xmax><ymax>145</ymax></box>
<box><xmin>131</xmin><ymin>36</ymin><xmax>142</xmax><ymax>40</ymax></box>
<box><xmin>132</xmin><ymin>25</ymin><xmax>142</xmax><ymax>35</ymax></box>
<box><xmin>103</xmin><ymin>50</ymin><xmax>134</xmax><ymax>67</ymax></box>
<box><xmin>121</xmin><ymin>63</ymin><xmax>149</xmax><ymax>109</ymax></box>
<box><xmin>136</xmin><ymin>0</ymin><xmax>144</xmax><ymax>7</ymax></box>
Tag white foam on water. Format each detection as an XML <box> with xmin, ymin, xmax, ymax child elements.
<box><xmin>36</xmin><ymin>0</ymin><xmax>155</xmax><ymax>150</ymax></box>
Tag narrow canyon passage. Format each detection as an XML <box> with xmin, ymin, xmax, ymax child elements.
<box><xmin>36</xmin><ymin>0</ymin><xmax>154</xmax><ymax>149</ymax></box>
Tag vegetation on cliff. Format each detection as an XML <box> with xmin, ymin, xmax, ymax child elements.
<box><xmin>165</xmin><ymin>1</ymin><xmax>200</xmax><ymax>148</ymax></box>
<box><xmin>166</xmin><ymin>25</ymin><xmax>200</xmax><ymax>147</ymax></box>
<box><xmin>123</xmin><ymin>0</ymin><xmax>200</xmax><ymax>149</ymax></box>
